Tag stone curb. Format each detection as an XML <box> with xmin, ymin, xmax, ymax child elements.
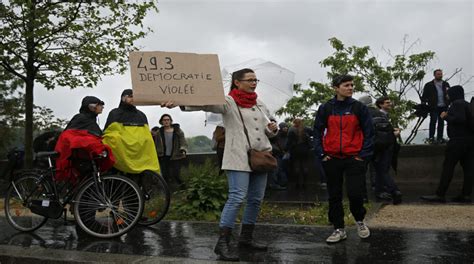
<box><xmin>0</xmin><ymin>244</ymin><xmax>241</xmax><ymax>264</ymax></box>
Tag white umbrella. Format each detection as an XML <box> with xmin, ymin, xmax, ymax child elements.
<box><xmin>205</xmin><ymin>58</ymin><xmax>295</xmax><ymax>125</ymax></box>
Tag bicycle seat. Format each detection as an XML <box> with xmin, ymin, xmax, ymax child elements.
<box><xmin>36</xmin><ymin>151</ymin><xmax>59</xmax><ymax>159</ymax></box>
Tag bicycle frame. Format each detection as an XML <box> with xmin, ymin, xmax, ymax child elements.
<box><xmin>11</xmin><ymin>155</ymin><xmax>106</xmax><ymax>219</ymax></box>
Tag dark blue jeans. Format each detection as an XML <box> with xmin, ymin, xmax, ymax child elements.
<box><xmin>220</xmin><ymin>170</ymin><xmax>267</xmax><ymax>228</ymax></box>
<box><xmin>429</xmin><ymin>106</ymin><xmax>447</xmax><ymax>140</ymax></box>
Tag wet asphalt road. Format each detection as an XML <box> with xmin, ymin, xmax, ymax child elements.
<box><xmin>0</xmin><ymin>217</ymin><xmax>473</xmax><ymax>263</ymax></box>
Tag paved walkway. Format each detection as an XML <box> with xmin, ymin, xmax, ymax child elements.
<box><xmin>0</xmin><ymin>217</ymin><xmax>473</xmax><ymax>263</ymax></box>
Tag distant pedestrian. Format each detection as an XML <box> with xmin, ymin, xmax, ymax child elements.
<box><xmin>154</xmin><ymin>114</ymin><xmax>188</xmax><ymax>187</ymax></box>
<box><xmin>421</xmin><ymin>85</ymin><xmax>473</xmax><ymax>203</ymax></box>
<box><xmin>421</xmin><ymin>69</ymin><xmax>450</xmax><ymax>144</ymax></box>
<box><xmin>287</xmin><ymin>118</ymin><xmax>314</xmax><ymax>189</ymax></box>
<box><xmin>373</xmin><ymin>96</ymin><xmax>402</xmax><ymax>205</ymax></box>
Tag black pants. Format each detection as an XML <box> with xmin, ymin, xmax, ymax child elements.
<box><xmin>160</xmin><ymin>156</ymin><xmax>183</xmax><ymax>185</ymax></box>
<box><xmin>429</xmin><ymin>106</ymin><xmax>447</xmax><ymax>140</ymax></box>
<box><xmin>323</xmin><ymin>157</ymin><xmax>367</xmax><ymax>229</ymax></box>
<box><xmin>436</xmin><ymin>139</ymin><xmax>474</xmax><ymax>197</ymax></box>
<box><xmin>290</xmin><ymin>153</ymin><xmax>314</xmax><ymax>188</ymax></box>
<box><xmin>373</xmin><ymin>145</ymin><xmax>400</xmax><ymax>195</ymax></box>
<box><xmin>216</xmin><ymin>147</ymin><xmax>225</xmax><ymax>175</ymax></box>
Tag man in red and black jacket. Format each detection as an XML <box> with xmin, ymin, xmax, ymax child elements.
<box><xmin>313</xmin><ymin>74</ymin><xmax>374</xmax><ymax>244</ymax></box>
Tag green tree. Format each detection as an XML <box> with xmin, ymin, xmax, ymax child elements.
<box><xmin>0</xmin><ymin>88</ymin><xmax>68</xmax><ymax>156</ymax></box>
<box><xmin>1</xmin><ymin>69</ymin><xmax>24</xmax><ymax>155</ymax></box>
<box><xmin>186</xmin><ymin>135</ymin><xmax>213</xmax><ymax>153</ymax></box>
<box><xmin>278</xmin><ymin>37</ymin><xmax>446</xmax><ymax>144</ymax></box>
<box><xmin>0</xmin><ymin>0</ymin><xmax>158</xmax><ymax>166</ymax></box>
<box><xmin>276</xmin><ymin>83</ymin><xmax>333</xmax><ymax>125</ymax></box>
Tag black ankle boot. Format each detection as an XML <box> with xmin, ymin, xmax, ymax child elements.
<box><xmin>238</xmin><ymin>224</ymin><xmax>268</xmax><ymax>251</ymax></box>
<box><xmin>214</xmin><ymin>227</ymin><xmax>239</xmax><ymax>261</ymax></box>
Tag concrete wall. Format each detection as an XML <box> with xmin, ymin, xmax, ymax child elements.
<box><xmin>395</xmin><ymin>144</ymin><xmax>463</xmax><ymax>183</ymax></box>
<box><xmin>0</xmin><ymin>145</ymin><xmax>465</xmax><ymax>185</ymax></box>
<box><xmin>183</xmin><ymin>145</ymin><xmax>464</xmax><ymax>184</ymax></box>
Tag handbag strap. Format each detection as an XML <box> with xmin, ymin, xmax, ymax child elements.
<box><xmin>255</xmin><ymin>105</ymin><xmax>271</xmax><ymax>123</ymax></box>
<box><xmin>236</xmin><ymin>107</ymin><xmax>253</xmax><ymax>149</ymax></box>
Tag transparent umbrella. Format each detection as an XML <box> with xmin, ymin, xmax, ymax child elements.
<box><xmin>205</xmin><ymin>58</ymin><xmax>295</xmax><ymax>126</ymax></box>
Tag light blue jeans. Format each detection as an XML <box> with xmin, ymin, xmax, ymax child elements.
<box><xmin>219</xmin><ymin>170</ymin><xmax>267</xmax><ymax>229</ymax></box>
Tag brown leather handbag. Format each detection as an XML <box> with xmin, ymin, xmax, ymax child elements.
<box><xmin>237</xmin><ymin>107</ymin><xmax>277</xmax><ymax>173</ymax></box>
<box><xmin>247</xmin><ymin>149</ymin><xmax>278</xmax><ymax>173</ymax></box>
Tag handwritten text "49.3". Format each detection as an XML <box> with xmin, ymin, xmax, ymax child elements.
<box><xmin>137</xmin><ymin>56</ymin><xmax>174</xmax><ymax>71</ymax></box>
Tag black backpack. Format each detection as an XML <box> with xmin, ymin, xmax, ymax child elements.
<box><xmin>372</xmin><ymin>114</ymin><xmax>394</xmax><ymax>149</ymax></box>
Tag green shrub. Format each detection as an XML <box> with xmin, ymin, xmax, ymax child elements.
<box><xmin>173</xmin><ymin>159</ymin><xmax>228</xmax><ymax>221</ymax></box>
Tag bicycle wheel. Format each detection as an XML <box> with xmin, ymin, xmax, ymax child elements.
<box><xmin>73</xmin><ymin>174</ymin><xmax>143</xmax><ymax>238</ymax></box>
<box><xmin>4</xmin><ymin>172</ymin><xmax>50</xmax><ymax>232</ymax></box>
<box><xmin>138</xmin><ymin>171</ymin><xmax>171</xmax><ymax>226</ymax></box>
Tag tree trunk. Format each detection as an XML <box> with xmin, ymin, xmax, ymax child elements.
<box><xmin>24</xmin><ymin>79</ymin><xmax>34</xmax><ymax>168</ymax></box>
<box><xmin>24</xmin><ymin>1</ymin><xmax>37</xmax><ymax>168</ymax></box>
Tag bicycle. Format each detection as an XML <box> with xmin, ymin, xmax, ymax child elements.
<box><xmin>119</xmin><ymin>170</ymin><xmax>170</xmax><ymax>226</ymax></box>
<box><xmin>4</xmin><ymin>151</ymin><xmax>144</xmax><ymax>238</ymax></box>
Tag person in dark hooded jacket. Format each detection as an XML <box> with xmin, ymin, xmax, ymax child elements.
<box><xmin>104</xmin><ymin>89</ymin><xmax>148</xmax><ymax>129</ymax></box>
<box><xmin>65</xmin><ymin>96</ymin><xmax>104</xmax><ymax>136</ymax></box>
<box><xmin>421</xmin><ymin>85</ymin><xmax>474</xmax><ymax>203</ymax></box>
<box><xmin>102</xmin><ymin>89</ymin><xmax>160</xmax><ymax>174</ymax></box>
<box><xmin>55</xmin><ymin>96</ymin><xmax>114</xmax><ymax>182</ymax></box>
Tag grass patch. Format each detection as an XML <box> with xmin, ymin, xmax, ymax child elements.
<box><xmin>258</xmin><ymin>201</ymin><xmax>372</xmax><ymax>226</ymax></box>
<box><xmin>165</xmin><ymin>194</ymin><xmax>372</xmax><ymax>226</ymax></box>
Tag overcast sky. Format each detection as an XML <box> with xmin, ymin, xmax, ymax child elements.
<box><xmin>34</xmin><ymin>0</ymin><xmax>473</xmax><ymax>139</ymax></box>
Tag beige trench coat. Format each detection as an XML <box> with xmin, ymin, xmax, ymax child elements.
<box><xmin>185</xmin><ymin>96</ymin><xmax>277</xmax><ymax>172</ymax></box>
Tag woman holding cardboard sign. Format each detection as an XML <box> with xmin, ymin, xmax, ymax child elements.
<box><xmin>163</xmin><ymin>68</ymin><xmax>278</xmax><ymax>261</ymax></box>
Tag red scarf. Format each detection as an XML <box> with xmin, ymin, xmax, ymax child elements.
<box><xmin>228</xmin><ymin>89</ymin><xmax>257</xmax><ymax>108</ymax></box>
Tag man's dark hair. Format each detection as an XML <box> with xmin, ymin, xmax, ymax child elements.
<box><xmin>332</xmin><ymin>74</ymin><xmax>354</xmax><ymax>87</ymax></box>
<box><xmin>375</xmin><ymin>96</ymin><xmax>390</xmax><ymax>109</ymax></box>
<box><xmin>433</xmin><ymin>69</ymin><xmax>442</xmax><ymax>76</ymax></box>
<box><xmin>230</xmin><ymin>68</ymin><xmax>255</xmax><ymax>90</ymax></box>
<box><xmin>159</xmin><ymin>113</ymin><xmax>173</xmax><ymax>125</ymax></box>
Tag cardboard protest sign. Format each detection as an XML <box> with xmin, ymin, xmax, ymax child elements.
<box><xmin>129</xmin><ymin>51</ymin><xmax>225</xmax><ymax>106</ymax></box>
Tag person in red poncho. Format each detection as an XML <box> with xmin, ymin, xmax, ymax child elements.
<box><xmin>54</xmin><ymin>96</ymin><xmax>115</xmax><ymax>183</ymax></box>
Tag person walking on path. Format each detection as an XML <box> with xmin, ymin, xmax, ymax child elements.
<box><xmin>421</xmin><ymin>69</ymin><xmax>450</xmax><ymax>144</ymax></box>
<box><xmin>313</xmin><ymin>74</ymin><xmax>374</xmax><ymax>244</ymax></box>
<box><xmin>163</xmin><ymin>68</ymin><xmax>278</xmax><ymax>261</ymax></box>
<box><xmin>421</xmin><ymin>85</ymin><xmax>474</xmax><ymax>203</ymax></box>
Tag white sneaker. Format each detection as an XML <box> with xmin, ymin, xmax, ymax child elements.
<box><xmin>326</xmin><ymin>229</ymin><xmax>347</xmax><ymax>243</ymax></box>
<box><xmin>356</xmin><ymin>221</ymin><xmax>370</xmax><ymax>238</ymax></box>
